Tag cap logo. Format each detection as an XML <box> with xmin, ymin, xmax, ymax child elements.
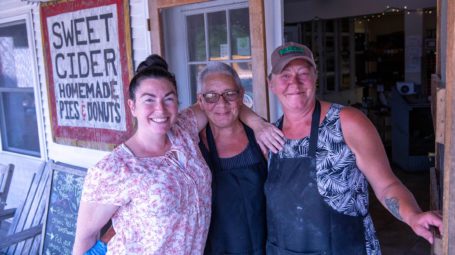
<box><xmin>279</xmin><ymin>46</ymin><xmax>305</xmax><ymax>56</ymax></box>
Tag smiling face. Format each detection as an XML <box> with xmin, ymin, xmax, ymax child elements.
<box><xmin>269</xmin><ymin>59</ymin><xmax>317</xmax><ymax>113</ymax></box>
<box><xmin>198</xmin><ymin>72</ymin><xmax>244</xmax><ymax>129</ymax></box>
<box><xmin>128</xmin><ymin>78</ymin><xmax>178</xmax><ymax>135</ymax></box>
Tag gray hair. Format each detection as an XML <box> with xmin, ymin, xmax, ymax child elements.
<box><xmin>197</xmin><ymin>62</ymin><xmax>243</xmax><ymax>93</ymax></box>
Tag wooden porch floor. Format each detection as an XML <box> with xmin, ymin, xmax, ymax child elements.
<box><xmin>0</xmin><ymin>166</ymin><xmax>430</xmax><ymax>255</ymax></box>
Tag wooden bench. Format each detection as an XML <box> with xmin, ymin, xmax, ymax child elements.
<box><xmin>0</xmin><ymin>162</ymin><xmax>50</xmax><ymax>254</ymax></box>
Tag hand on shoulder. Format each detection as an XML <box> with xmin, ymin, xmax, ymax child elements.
<box><xmin>253</xmin><ymin>121</ymin><xmax>284</xmax><ymax>155</ymax></box>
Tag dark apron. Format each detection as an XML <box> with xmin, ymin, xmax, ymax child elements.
<box><xmin>202</xmin><ymin>123</ymin><xmax>267</xmax><ymax>255</ymax></box>
<box><xmin>264</xmin><ymin>101</ymin><xmax>367</xmax><ymax>255</ymax></box>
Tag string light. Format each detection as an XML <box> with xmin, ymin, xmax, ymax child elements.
<box><xmin>353</xmin><ymin>6</ymin><xmax>435</xmax><ymax>24</ymax></box>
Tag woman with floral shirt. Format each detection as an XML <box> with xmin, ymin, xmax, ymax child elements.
<box><xmin>73</xmin><ymin>55</ymin><xmax>283</xmax><ymax>255</ymax></box>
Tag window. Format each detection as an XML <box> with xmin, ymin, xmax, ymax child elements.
<box><xmin>0</xmin><ymin>19</ymin><xmax>40</xmax><ymax>157</ymax></box>
<box><xmin>185</xmin><ymin>7</ymin><xmax>252</xmax><ymax>106</ymax></box>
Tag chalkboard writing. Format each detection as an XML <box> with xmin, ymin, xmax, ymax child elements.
<box><xmin>41</xmin><ymin>163</ymin><xmax>86</xmax><ymax>255</ymax></box>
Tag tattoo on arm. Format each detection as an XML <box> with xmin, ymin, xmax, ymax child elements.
<box><xmin>385</xmin><ymin>197</ymin><xmax>402</xmax><ymax>221</ymax></box>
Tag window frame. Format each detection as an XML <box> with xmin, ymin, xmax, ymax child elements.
<box><xmin>0</xmin><ymin>11</ymin><xmax>46</xmax><ymax>159</ymax></box>
<box><xmin>183</xmin><ymin>3</ymin><xmax>252</xmax><ymax>104</ymax></box>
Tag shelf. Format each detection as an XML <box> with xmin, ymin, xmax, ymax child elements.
<box><xmin>302</xmin><ymin>17</ymin><xmax>358</xmax><ymax>94</ymax></box>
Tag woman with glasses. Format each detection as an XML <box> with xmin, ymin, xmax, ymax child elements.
<box><xmin>197</xmin><ymin>62</ymin><xmax>268</xmax><ymax>255</ymax></box>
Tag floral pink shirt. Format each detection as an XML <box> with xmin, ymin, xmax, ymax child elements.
<box><xmin>81</xmin><ymin>108</ymin><xmax>212</xmax><ymax>255</ymax></box>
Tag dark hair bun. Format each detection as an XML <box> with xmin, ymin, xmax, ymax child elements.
<box><xmin>129</xmin><ymin>54</ymin><xmax>176</xmax><ymax>100</ymax></box>
<box><xmin>136</xmin><ymin>54</ymin><xmax>169</xmax><ymax>73</ymax></box>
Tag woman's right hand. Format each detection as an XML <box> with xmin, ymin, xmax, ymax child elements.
<box><xmin>407</xmin><ymin>210</ymin><xmax>443</xmax><ymax>244</ymax></box>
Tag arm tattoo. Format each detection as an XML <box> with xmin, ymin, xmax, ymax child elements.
<box><xmin>385</xmin><ymin>197</ymin><xmax>402</xmax><ymax>221</ymax></box>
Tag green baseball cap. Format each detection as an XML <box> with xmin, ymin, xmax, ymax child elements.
<box><xmin>271</xmin><ymin>42</ymin><xmax>316</xmax><ymax>74</ymax></box>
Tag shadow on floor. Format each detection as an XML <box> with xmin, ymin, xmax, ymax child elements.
<box><xmin>370</xmin><ymin>165</ymin><xmax>431</xmax><ymax>255</ymax></box>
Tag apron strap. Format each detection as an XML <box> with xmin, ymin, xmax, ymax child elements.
<box><xmin>308</xmin><ymin>100</ymin><xmax>321</xmax><ymax>158</ymax></box>
<box><xmin>244</xmin><ymin>123</ymin><xmax>267</xmax><ymax>170</ymax></box>
<box><xmin>276</xmin><ymin>100</ymin><xmax>321</xmax><ymax>158</ymax></box>
<box><xmin>205</xmin><ymin>124</ymin><xmax>222</xmax><ymax>171</ymax></box>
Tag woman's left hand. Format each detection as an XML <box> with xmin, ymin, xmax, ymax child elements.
<box><xmin>408</xmin><ymin>210</ymin><xmax>443</xmax><ymax>244</ymax></box>
<box><xmin>254</xmin><ymin>121</ymin><xmax>284</xmax><ymax>154</ymax></box>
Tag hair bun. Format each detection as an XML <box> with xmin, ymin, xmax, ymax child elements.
<box><xmin>136</xmin><ymin>54</ymin><xmax>169</xmax><ymax>73</ymax></box>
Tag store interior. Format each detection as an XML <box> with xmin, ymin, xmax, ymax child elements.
<box><xmin>283</xmin><ymin>0</ymin><xmax>436</xmax><ymax>172</ymax></box>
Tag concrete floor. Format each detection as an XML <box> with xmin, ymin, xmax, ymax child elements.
<box><xmin>370</xmin><ymin>166</ymin><xmax>431</xmax><ymax>255</ymax></box>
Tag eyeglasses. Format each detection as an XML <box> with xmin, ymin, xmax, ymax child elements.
<box><xmin>202</xmin><ymin>90</ymin><xmax>240</xmax><ymax>104</ymax></box>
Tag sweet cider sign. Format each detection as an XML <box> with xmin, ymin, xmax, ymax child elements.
<box><xmin>41</xmin><ymin>0</ymin><xmax>133</xmax><ymax>150</ymax></box>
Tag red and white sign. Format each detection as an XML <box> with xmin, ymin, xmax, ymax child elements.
<box><xmin>41</xmin><ymin>0</ymin><xmax>133</xmax><ymax>150</ymax></box>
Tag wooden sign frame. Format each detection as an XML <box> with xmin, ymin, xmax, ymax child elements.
<box><xmin>40</xmin><ymin>0</ymin><xmax>134</xmax><ymax>151</ymax></box>
<box><xmin>40</xmin><ymin>161</ymin><xmax>86</xmax><ymax>254</ymax></box>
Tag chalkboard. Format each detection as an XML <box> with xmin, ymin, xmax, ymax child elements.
<box><xmin>41</xmin><ymin>162</ymin><xmax>86</xmax><ymax>255</ymax></box>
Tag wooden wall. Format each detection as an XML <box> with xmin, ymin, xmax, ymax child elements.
<box><xmin>442</xmin><ymin>0</ymin><xmax>455</xmax><ymax>252</ymax></box>
<box><xmin>432</xmin><ymin>0</ymin><xmax>455</xmax><ymax>253</ymax></box>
